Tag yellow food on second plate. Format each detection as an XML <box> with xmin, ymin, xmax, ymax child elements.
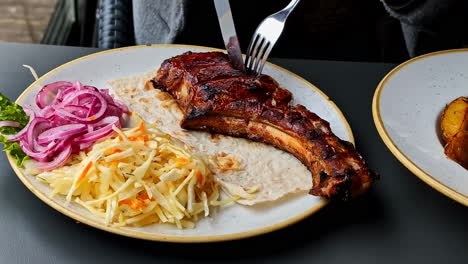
<box><xmin>440</xmin><ymin>96</ymin><xmax>468</xmax><ymax>169</ymax></box>
<box><xmin>31</xmin><ymin>115</ymin><xmax>225</xmax><ymax>229</ymax></box>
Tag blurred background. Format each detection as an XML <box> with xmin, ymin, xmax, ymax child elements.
<box><xmin>1</xmin><ymin>0</ymin><xmax>467</xmax><ymax>63</ymax></box>
<box><xmin>0</xmin><ymin>0</ymin><xmax>57</xmax><ymax>43</ymax></box>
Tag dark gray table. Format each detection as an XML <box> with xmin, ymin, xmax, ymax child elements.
<box><xmin>0</xmin><ymin>43</ymin><xmax>466</xmax><ymax>264</ymax></box>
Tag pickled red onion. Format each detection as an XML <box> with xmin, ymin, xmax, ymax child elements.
<box><xmin>0</xmin><ymin>121</ymin><xmax>21</xmax><ymax>128</ymax></box>
<box><xmin>11</xmin><ymin>81</ymin><xmax>128</xmax><ymax>170</ymax></box>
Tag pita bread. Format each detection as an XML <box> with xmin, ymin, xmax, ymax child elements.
<box><xmin>107</xmin><ymin>70</ymin><xmax>311</xmax><ymax>205</ymax></box>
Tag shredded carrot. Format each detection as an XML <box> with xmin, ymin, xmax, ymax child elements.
<box><xmin>88</xmin><ymin>115</ymin><xmax>96</xmax><ymax>121</ymax></box>
<box><xmin>119</xmin><ymin>199</ymin><xmax>144</xmax><ymax>210</ymax></box>
<box><xmin>137</xmin><ymin>193</ymin><xmax>150</xmax><ymax>200</ymax></box>
<box><xmin>195</xmin><ymin>170</ymin><xmax>204</xmax><ymax>182</ymax></box>
<box><xmin>110</xmin><ymin>160</ymin><xmax>120</xmax><ymax>166</ymax></box>
<box><xmin>174</xmin><ymin>158</ymin><xmax>190</xmax><ymax>166</ymax></box>
<box><xmin>105</xmin><ymin>148</ymin><xmax>122</xmax><ymax>155</ymax></box>
<box><xmin>77</xmin><ymin>161</ymin><xmax>93</xmax><ymax>183</ymax></box>
<box><xmin>129</xmin><ymin>135</ymin><xmax>149</xmax><ymax>142</ymax></box>
<box><xmin>133</xmin><ymin>122</ymin><xmax>145</xmax><ymax>132</ymax></box>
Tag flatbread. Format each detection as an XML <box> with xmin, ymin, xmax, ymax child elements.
<box><xmin>107</xmin><ymin>70</ymin><xmax>312</xmax><ymax>205</ymax></box>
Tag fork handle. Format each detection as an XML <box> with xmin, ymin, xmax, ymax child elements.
<box><xmin>285</xmin><ymin>0</ymin><xmax>301</xmax><ymax>10</ymax></box>
<box><xmin>278</xmin><ymin>0</ymin><xmax>301</xmax><ymax>19</ymax></box>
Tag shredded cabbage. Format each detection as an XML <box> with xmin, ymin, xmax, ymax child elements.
<box><xmin>31</xmin><ymin>115</ymin><xmax>225</xmax><ymax>228</ymax></box>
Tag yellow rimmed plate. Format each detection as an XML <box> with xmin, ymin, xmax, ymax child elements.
<box><xmin>373</xmin><ymin>49</ymin><xmax>468</xmax><ymax>206</ymax></box>
<box><xmin>9</xmin><ymin>44</ymin><xmax>355</xmax><ymax>242</ymax></box>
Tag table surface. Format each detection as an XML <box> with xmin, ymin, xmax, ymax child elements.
<box><xmin>0</xmin><ymin>43</ymin><xmax>466</xmax><ymax>264</ymax></box>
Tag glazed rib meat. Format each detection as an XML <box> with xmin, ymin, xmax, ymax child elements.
<box><xmin>152</xmin><ymin>51</ymin><xmax>376</xmax><ymax>200</ymax></box>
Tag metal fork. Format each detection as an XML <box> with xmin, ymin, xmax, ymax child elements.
<box><xmin>245</xmin><ymin>0</ymin><xmax>301</xmax><ymax>75</ymax></box>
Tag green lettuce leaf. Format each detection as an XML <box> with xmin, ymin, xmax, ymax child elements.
<box><xmin>0</xmin><ymin>135</ymin><xmax>29</xmax><ymax>167</ymax></box>
<box><xmin>0</xmin><ymin>93</ymin><xmax>30</xmax><ymax>167</ymax></box>
<box><xmin>0</xmin><ymin>93</ymin><xmax>29</xmax><ymax>134</ymax></box>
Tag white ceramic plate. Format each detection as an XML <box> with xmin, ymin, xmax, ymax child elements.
<box><xmin>373</xmin><ymin>49</ymin><xmax>468</xmax><ymax>206</ymax></box>
<box><xmin>9</xmin><ymin>45</ymin><xmax>354</xmax><ymax>242</ymax></box>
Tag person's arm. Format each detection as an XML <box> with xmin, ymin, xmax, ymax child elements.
<box><xmin>381</xmin><ymin>0</ymin><xmax>467</xmax><ymax>57</ymax></box>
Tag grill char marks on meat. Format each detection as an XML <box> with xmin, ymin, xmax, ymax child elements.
<box><xmin>152</xmin><ymin>51</ymin><xmax>376</xmax><ymax>200</ymax></box>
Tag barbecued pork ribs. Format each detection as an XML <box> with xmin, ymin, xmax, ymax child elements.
<box><xmin>151</xmin><ymin>51</ymin><xmax>376</xmax><ymax>200</ymax></box>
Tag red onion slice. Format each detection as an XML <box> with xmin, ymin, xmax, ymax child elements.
<box><xmin>25</xmin><ymin>118</ymin><xmax>50</xmax><ymax>147</ymax></box>
<box><xmin>11</xmin><ymin>80</ymin><xmax>128</xmax><ymax>170</ymax></box>
<box><xmin>73</xmin><ymin>116</ymin><xmax>119</xmax><ymax>144</ymax></box>
<box><xmin>36</xmin><ymin>81</ymin><xmax>72</xmax><ymax>109</ymax></box>
<box><xmin>53</xmin><ymin>90</ymin><xmax>108</xmax><ymax>123</ymax></box>
<box><xmin>0</xmin><ymin>121</ymin><xmax>21</xmax><ymax>128</ymax></box>
<box><xmin>37</xmin><ymin>124</ymin><xmax>87</xmax><ymax>144</ymax></box>
<box><xmin>36</xmin><ymin>144</ymin><xmax>72</xmax><ymax>171</ymax></box>
<box><xmin>74</xmin><ymin>81</ymin><xmax>84</xmax><ymax>90</ymax></box>
<box><xmin>9</xmin><ymin>107</ymin><xmax>35</xmax><ymax>141</ymax></box>
<box><xmin>78</xmin><ymin>142</ymin><xmax>94</xmax><ymax>150</ymax></box>
<box><xmin>20</xmin><ymin>141</ymin><xmax>57</xmax><ymax>161</ymax></box>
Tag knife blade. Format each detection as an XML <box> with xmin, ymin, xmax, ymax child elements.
<box><xmin>213</xmin><ymin>0</ymin><xmax>246</xmax><ymax>72</ymax></box>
